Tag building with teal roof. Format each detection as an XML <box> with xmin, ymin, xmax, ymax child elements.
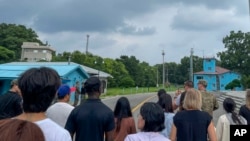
<box><xmin>0</xmin><ymin>62</ymin><xmax>112</xmax><ymax>94</ymax></box>
<box><xmin>0</xmin><ymin>62</ymin><xmax>112</xmax><ymax>103</ymax></box>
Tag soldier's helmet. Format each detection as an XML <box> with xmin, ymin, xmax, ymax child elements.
<box><xmin>198</xmin><ymin>79</ymin><xmax>207</xmax><ymax>87</ymax></box>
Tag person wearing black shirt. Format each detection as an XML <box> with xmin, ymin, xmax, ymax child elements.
<box><xmin>170</xmin><ymin>88</ymin><xmax>216</xmax><ymax>141</ymax></box>
<box><xmin>0</xmin><ymin>79</ymin><xmax>22</xmax><ymax>119</ymax></box>
<box><xmin>65</xmin><ymin>77</ymin><xmax>115</xmax><ymax>141</ymax></box>
<box><xmin>80</xmin><ymin>82</ymin><xmax>86</xmax><ymax>104</ymax></box>
<box><xmin>239</xmin><ymin>90</ymin><xmax>250</xmax><ymax>125</ymax></box>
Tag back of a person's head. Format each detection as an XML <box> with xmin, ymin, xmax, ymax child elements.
<box><xmin>84</xmin><ymin>77</ymin><xmax>101</xmax><ymax>95</ymax></box>
<box><xmin>223</xmin><ymin>97</ymin><xmax>244</xmax><ymax>124</ymax></box>
<box><xmin>183</xmin><ymin>88</ymin><xmax>202</xmax><ymax>110</ymax></box>
<box><xmin>57</xmin><ymin>84</ymin><xmax>71</xmax><ymax>100</ymax></box>
<box><xmin>157</xmin><ymin>89</ymin><xmax>166</xmax><ymax>97</ymax></box>
<box><xmin>223</xmin><ymin>98</ymin><xmax>235</xmax><ymax>113</ymax></box>
<box><xmin>198</xmin><ymin>79</ymin><xmax>207</xmax><ymax>88</ymax></box>
<box><xmin>10</xmin><ymin>79</ymin><xmax>18</xmax><ymax>88</ymax></box>
<box><xmin>114</xmin><ymin>97</ymin><xmax>132</xmax><ymax>132</ymax></box>
<box><xmin>18</xmin><ymin>67</ymin><xmax>61</xmax><ymax>113</ymax></box>
<box><xmin>158</xmin><ymin>93</ymin><xmax>173</xmax><ymax>113</ymax></box>
<box><xmin>140</xmin><ymin>102</ymin><xmax>165</xmax><ymax>132</ymax></box>
<box><xmin>246</xmin><ymin>90</ymin><xmax>250</xmax><ymax>109</ymax></box>
<box><xmin>0</xmin><ymin>119</ymin><xmax>45</xmax><ymax>141</ymax></box>
<box><xmin>114</xmin><ymin>97</ymin><xmax>132</xmax><ymax>118</ymax></box>
<box><xmin>184</xmin><ymin>80</ymin><xmax>194</xmax><ymax>88</ymax></box>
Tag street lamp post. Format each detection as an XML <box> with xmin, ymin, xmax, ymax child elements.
<box><xmin>156</xmin><ymin>66</ymin><xmax>159</xmax><ymax>87</ymax></box>
<box><xmin>86</xmin><ymin>35</ymin><xmax>90</xmax><ymax>55</ymax></box>
<box><xmin>162</xmin><ymin>50</ymin><xmax>165</xmax><ymax>89</ymax></box>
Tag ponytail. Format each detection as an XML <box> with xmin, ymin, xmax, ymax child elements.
<box><xmin>231</xmin><ymin>111</ymin><xmax>243</xmax><ymax>125</ymax></box>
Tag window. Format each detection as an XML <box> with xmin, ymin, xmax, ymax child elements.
<box><xmin>42</xmin><ymin>50</ymin><xmax>47</xmax><ymax>53</ymax></box>
<box><xmin>213</xmin><ymin>83</ymin><xmax>215</xmax><ymax>87</ymax></box>
<box><xmin>221</xmin><ymin>84</ymin><xmax>224</xmax><ymax>87</ymax></box>
<box><xmin>197</xmin><ymin>76</ymin><xmax>203</xmax><ymax>79</ymax></box>
<box><xmin>33</xmin><ymin>50</ymin><xmax>38</xmax><ymax>53</ymax></box>
<box><xmin>221</xmin><ymin>75</ymin><xmax>224</xmax><ymax>79</ymax></box>
<box><xmin>208</xmin><ymin>67</ymin><xmax>211</xmax><ymax>70</ymax></box>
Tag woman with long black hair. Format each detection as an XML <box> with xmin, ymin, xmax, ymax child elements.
<box><xmin>157</xmin><ymin>93</ymin><xmax>175</xmax><ymax>138</ymax></box>
<box><xmin>114</xmin><ymin>97</ymin><xmax>136</xmax><ymax>141</ymax></box>
<box><xmin>216</xmin><ymin>97</ymin><xmax>247</xmax><ymax>141</ymax></box>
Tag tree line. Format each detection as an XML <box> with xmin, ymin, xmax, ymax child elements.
<box><xmin>0</xmin><ymin>23</ymin><xmax>250</xmax><ymax>88</ymax></box>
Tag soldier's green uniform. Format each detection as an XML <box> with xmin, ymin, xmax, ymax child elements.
<box><xmin>200</xmin><ymin>90</ymin><xmax>219</xmax><ymax>117</ymax></box>
<box><xmin>198</xmin><ymin>80</ymin><xmax>219</xmax><ymax>117</ymax></box>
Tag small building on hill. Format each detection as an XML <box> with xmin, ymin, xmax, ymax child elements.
<box><xmin>193</xmin><ymin>58</ymin><xmax>242</xmax><ymax>91</ymax></box>
<box><xmin>21</xmin><ymin>42</ymin><xmax>55</xmax><ymax>62</ymax></box>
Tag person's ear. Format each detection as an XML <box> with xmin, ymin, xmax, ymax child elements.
<box><xmin>99</xmin><ymin>87</ymin><xmax>102</xmax><ymax>94</ymax></box>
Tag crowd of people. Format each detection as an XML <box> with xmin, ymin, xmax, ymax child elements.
<box><xmin>0</xmin><ymin>66</ymin><xmax>250</xmax><ymax>141</ymax></box>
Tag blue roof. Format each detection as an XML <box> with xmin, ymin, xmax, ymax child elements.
<box><xmin>0</xmin><ymin>62</ymin><xmax>89</xmax><ymax>78</ymax></box>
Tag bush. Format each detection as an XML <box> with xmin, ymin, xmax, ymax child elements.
<box><xmin>120</xmin><ymin>76</ymin><xmax>135</xmax><ymax>88</ymax></box>
<box><xmin>225</xmin><ymin>79</ymin><xmax>241</xmax><ymax>90</ymax></box>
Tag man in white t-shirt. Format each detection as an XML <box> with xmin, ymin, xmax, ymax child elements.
<box><xmin>46</xmin><ymin>84</ymin><xmax>74</xmax><ymax>127</ymax></box>
<box><xmin>15</xmin><ymin>67</ymin><xmax>72</xmax><ymax>141</ymax></box>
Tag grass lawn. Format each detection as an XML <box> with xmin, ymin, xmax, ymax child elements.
<box><xmin>101</xmin><ymin>85</ymin><xmax>180</xmax><ymax>98</ymax></box>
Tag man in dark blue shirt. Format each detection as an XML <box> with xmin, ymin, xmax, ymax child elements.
<box><xmin>65</xmin><ymin>77</ymin><xmax>115</xmax><ymax>141</ymax></box>
<box><xmin>0</xmin><ymin>79</ymin><xmax>22</xmax><ymax>119</ymax></box>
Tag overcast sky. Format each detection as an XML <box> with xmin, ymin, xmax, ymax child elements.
<box><xmin>1</xmin><ymin>0</ymin><xmax>249</xmax><ymax>65</ymax></box>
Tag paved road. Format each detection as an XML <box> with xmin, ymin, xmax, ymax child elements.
<box><xmin>102</xmin><ymin>92</ymin><xmax>225</xmax><ymax>131</ymax></box>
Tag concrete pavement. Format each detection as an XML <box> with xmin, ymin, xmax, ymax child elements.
<box><xmin>102</xmin><ymin>91</ymin><xmax>227</xmax><ymax>131</ymax></box>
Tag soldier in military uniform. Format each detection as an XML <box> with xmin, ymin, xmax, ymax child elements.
<box><xmin>198</xmin><ymin>79</ymin><xmax>219</xmax><ymax>117</ymax></box>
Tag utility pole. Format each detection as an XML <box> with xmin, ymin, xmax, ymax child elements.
<box><xmin>162</xmin><ymin>50</ymin><xmax>165</xmax><ymax>88</ymax></box>
<box><xmin>249</xmin><ymin>0</ymin><xmax>250</xmax><ymax>21</ymax></box>
<box><xmin>86</xmin><ymin>34</ymin><xmax>90</xmax><ymax>55</ymax></box>
<box><xmin>166</xmin><ymin>66</ymin><xmax>169</xmax><ymax>84</ymax></box>
<box><xmin>190</xmin><ymin>48</ymin><xmax>194</xmax><ymax>81</ymax></box>
<box><xmin>156</xmin><ymin>67</ymin><xmax>159</xmax><ymax>87</ymax></box>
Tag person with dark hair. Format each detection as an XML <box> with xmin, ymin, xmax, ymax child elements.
<box><xmin>198</xmin><ymin>79</ymin><xmax>219</xmax><ymax>117</ymax></box>
<box><xmin>0</xmin><ymin>118</ymin><xmax>45</xmax><ymax>141</ymax></box>
<box><xmin>239</xmin><ymin>89</ymin><xmax>250</xmax><ymax>124</ymax></box>
<box><xmin>170</xmin><ymin>88</ymin><xmax>216</xmax><ymax>141</ymax></box>
<box><xmin>80</xmin><ymin>81</ymin><xmax>86</xmax><ymax>104</ymax></box>
<box><xmin>73</xmin><ymin>81</ymin><xmax>81</xmax><ymax>106</ymax></box>
<box><xmin>125</xmin><ymin>102</ymin><xmax>170</xmax><ymax>141</ymax></box>
<box><xmin>15</xmin><ymin>67</ymin><xmax>71</xmax><ymax>141</ymax></box>
<box><xmin>157</xmin><ymin>93</ymin><xmax>175</xmax><ymax>138</ymax></box>
<box><xmin>173</xmin><ymin>80</ymin><xmax>193</xmax><ymax>111</ymax></box>
<box><xmin>216</xmin><ymin>98</ymin><xmax>247</xmax><ymax>141</ymax></box>
<box><xmin>65</xmin><ymin>76</ymin><xmax>115</xmax><ymax>141</ymax></box>
<box><xmin>0</xmin><ymin>79</ymin><xmax>23</xmax><ymax>119</ymax></box>
<box><xmin>46</xmin><ymin>84</ymin><xmax>74</xmax><ymax>127</ymax></box>
<box><xmin>156</xmin><ymin>89</ymin><xmax>166</xmax><ymax>104</ymax></box>
<box><xmin>113</xmin><ymin>97</ymin><xmax>136</xmax><ymax>141</ymax></box>
<box><xmin>157</xmin><ymin>89</ymin><xmax>166</xmax><ymax>97</ymax></box>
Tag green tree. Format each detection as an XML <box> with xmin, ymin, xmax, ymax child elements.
<box><xmin>225</xmin><ymin>79</ymin><xmax>241</xmax><ymax>90</ymax></box>
<box><xmin>0</xmin><ymin>46</ymin><xmax>15</xmax><ymax>63</ymax></box>
<box><xmin>177</xmin><ymin>56</ymin><xmax>203</xmax><ymax>84</ymax></box>
<box><xmin>0</xmin><ymin>23</ymin><xmax>43</xmax><ymax>60</ymax></box>
<box><xmin>241</xmin><ymin>75</ymin><xmax>250</xmax><ymax>89</ymax></box>
<box><xmin>217</xmin><ymin>31</ymin><xmax>250</xmax><ymax>75</ymax></box>
<box><xmin>120</xmin><ymin>76</ymin><xmax>135</xmax><ymax>88</ymax></box>
<box><xmin>117</xmin><ymin>55</ymin><xmax>145</xmax><ymax>86</ymax></box>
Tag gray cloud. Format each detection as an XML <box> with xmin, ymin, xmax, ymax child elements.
<box><xmin>0</xmin><ymin>0</ymin><xmax>248</xmax><ymax>65</ymax></box>
<box><xmin>1</xmin><ymin>0</ymin><xmax>245</xmax><ymax>34</ymax></box>
<box><xmin>116</xmin><ymin>24</ymin><xmax>156</xmax><ymax>35</ymax></box>
<box><xmin>170</xmin><ymin>4</ymin><xmax>239</xmax><ymax>31</ymax></box>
